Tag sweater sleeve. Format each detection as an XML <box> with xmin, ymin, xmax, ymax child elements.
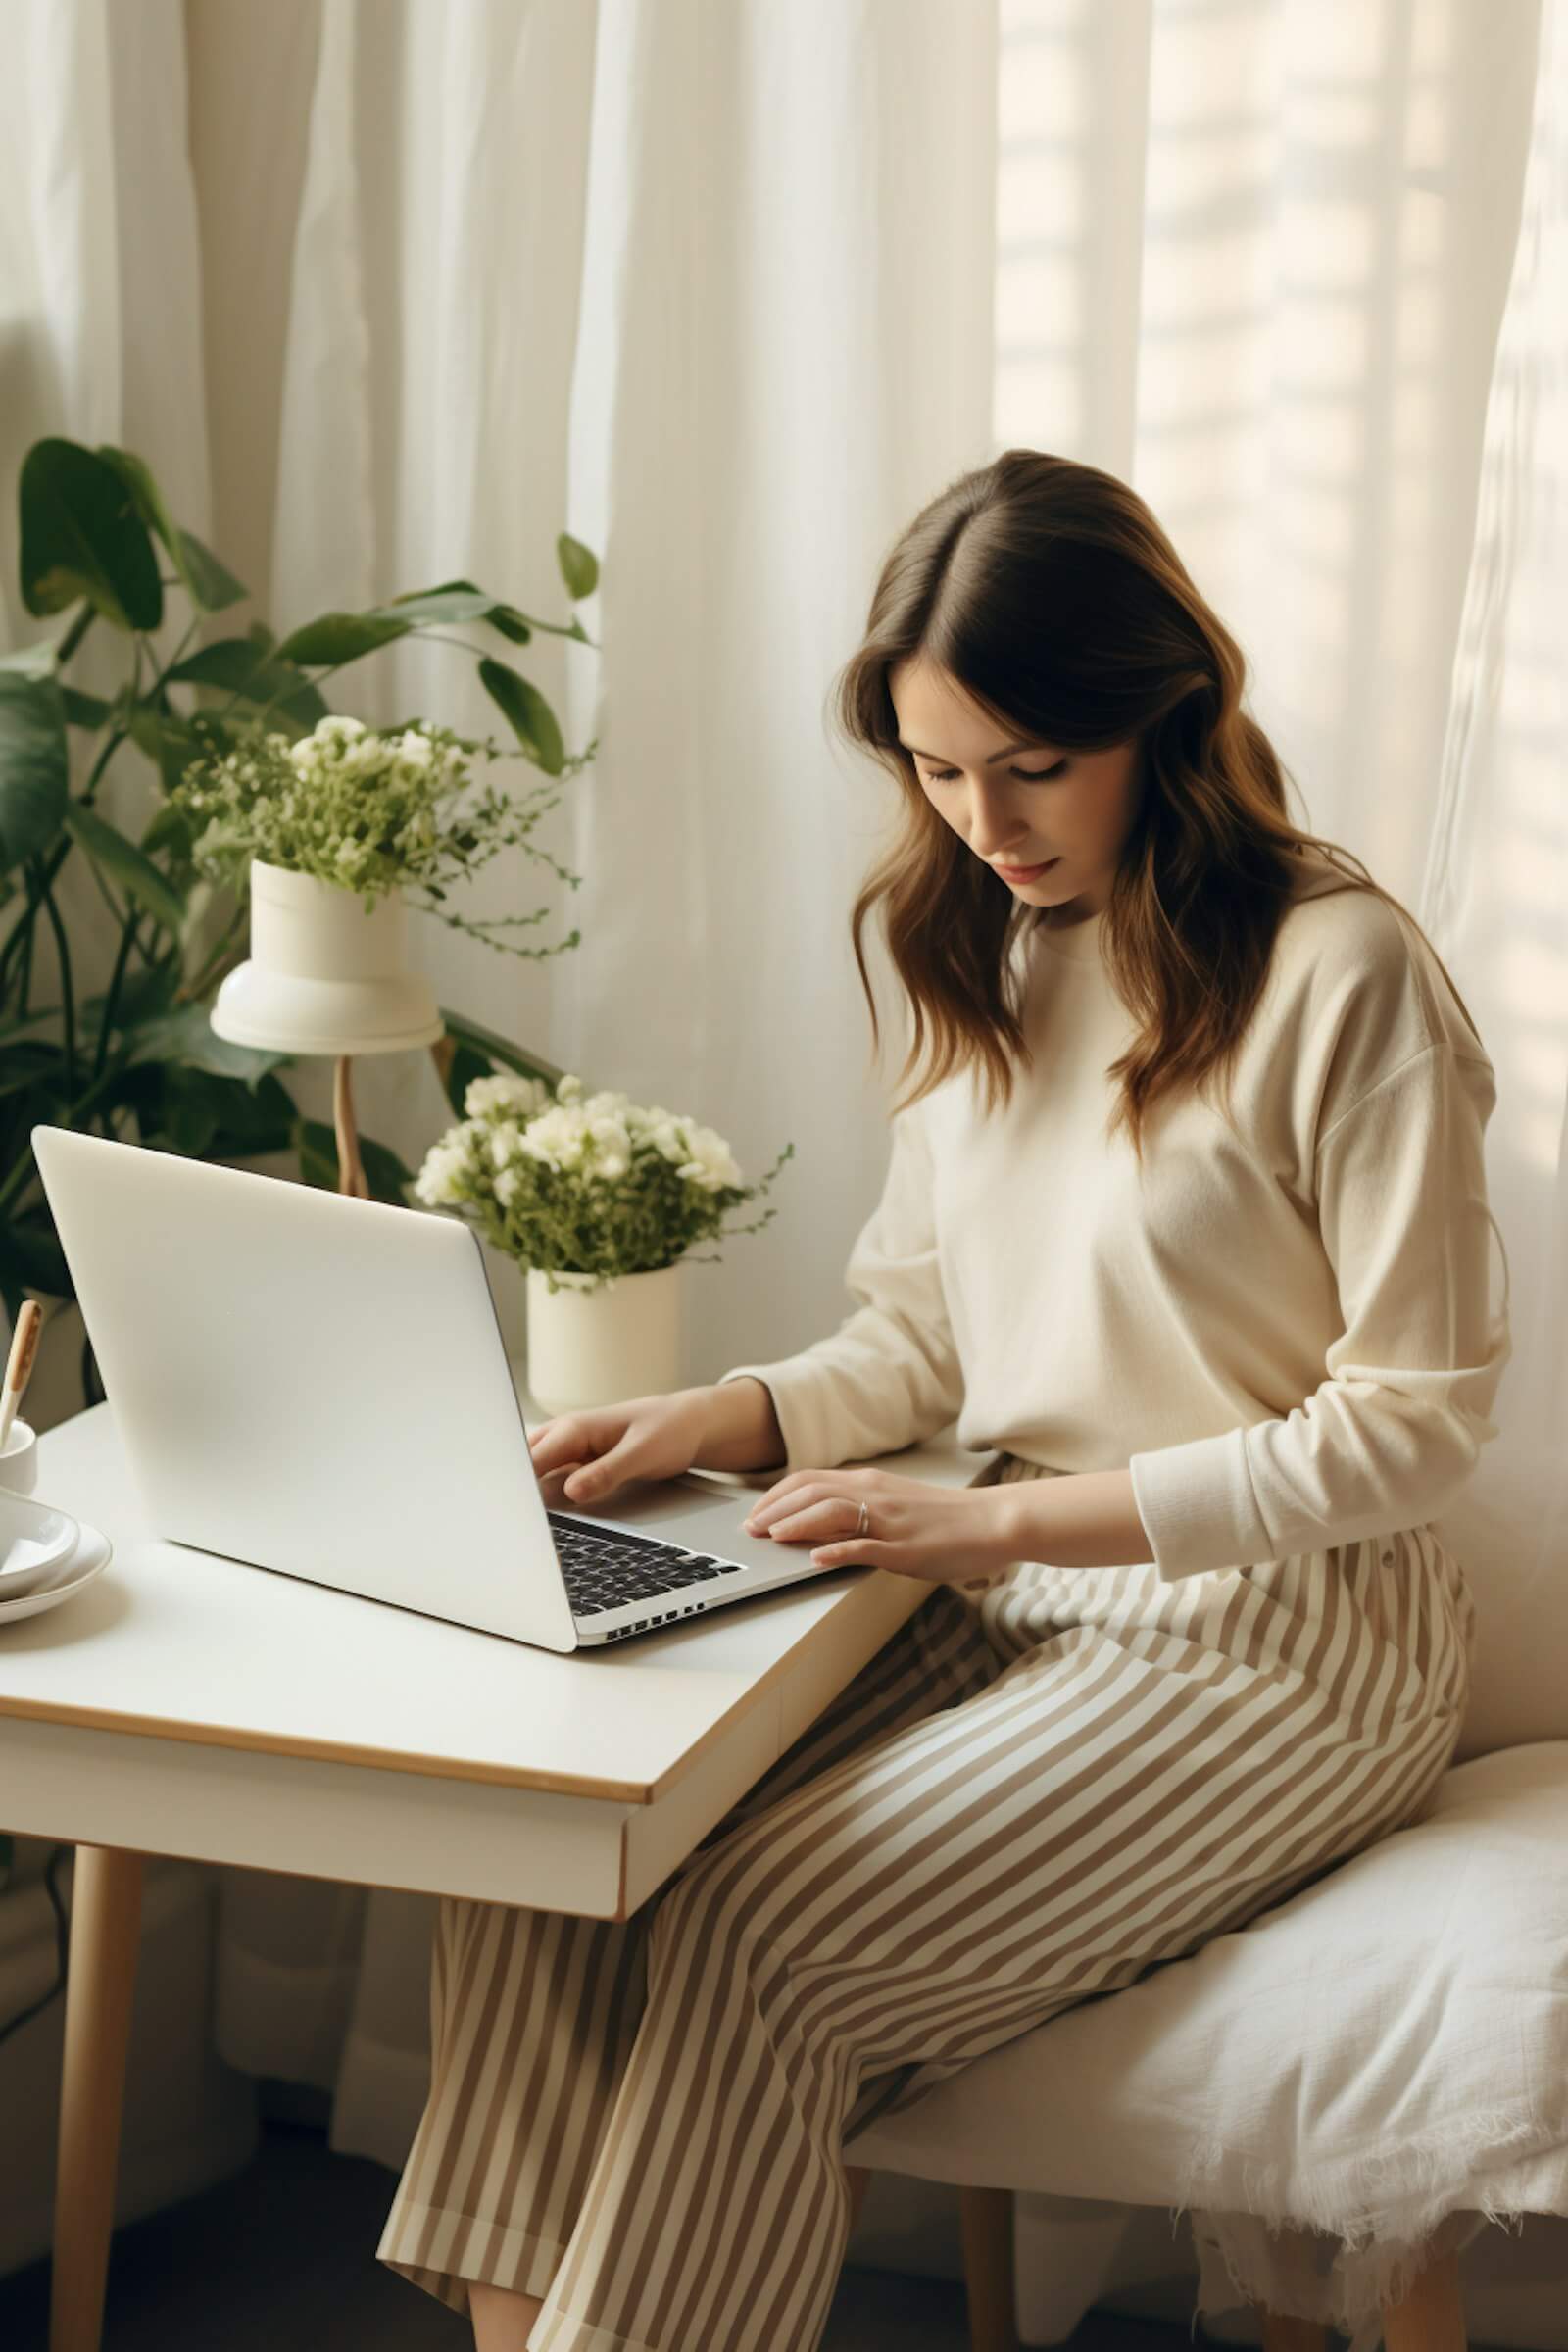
<box><xmin>713</xmin><ymin>1103</ymin><xmax>966</xmax><ymax>1469</ymax></box>
<box><xmin>1127</xmin><ymin>1042</ymin><xmax>1512</xmax><ymax>1580</ymax></box>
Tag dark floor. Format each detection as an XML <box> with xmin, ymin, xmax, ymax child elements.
<box><xmin>0</xmin><ymin>2114</ymin><xmax>1232</xmax><ymax>2352</ymax></box>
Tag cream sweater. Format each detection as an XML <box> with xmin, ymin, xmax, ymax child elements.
<box><xmin>717</xmin><ymin>859</ymin><xmax>1512</xmax><ymax>1582</ymax></box>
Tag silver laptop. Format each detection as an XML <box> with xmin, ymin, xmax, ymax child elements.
<box><xmin>30</xmin><ymin>1124</ymin><xmax>853</xmax><ymax>1652</ymax></box>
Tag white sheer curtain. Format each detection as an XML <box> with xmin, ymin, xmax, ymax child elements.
<box><xmin>3</xmin><ymin>0</ymin><xmax>1566</xmax><ymax>2335</ymax></box>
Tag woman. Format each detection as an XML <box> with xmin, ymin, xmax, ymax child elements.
<box><xmin>378</xmin><ymin>448</ymin><xmax>1511</xmax><ymax>2351</ymax></box>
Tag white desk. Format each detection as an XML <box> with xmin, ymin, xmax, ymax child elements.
<box><xmin>0</xmin><ymin>1380</ymin><xmax>993</xmax><ymax>2352</ymax></box>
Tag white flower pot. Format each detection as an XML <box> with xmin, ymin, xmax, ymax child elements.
<box><xmin>210</xmin><ymin>859</ymin><xmax>445</xmax><ymax>1056</ymax></box>
<box><xmin>524</xmin><ymin>1261</ymin><xmax>684</xmax><ymax>1419</ymax></box>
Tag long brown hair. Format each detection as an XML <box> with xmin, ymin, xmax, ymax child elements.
<box><xmin>834</xmin><ymin>448</ymin><xmax>1481</xmax><ymax>1162</ymax></box>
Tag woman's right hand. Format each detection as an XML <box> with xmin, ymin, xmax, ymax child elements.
<box><xmin>527</xmin><ymin>1387</ymin><xmax>718</xmax><ymax>1509</ymax></box>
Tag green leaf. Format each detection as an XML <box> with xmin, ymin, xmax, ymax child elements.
<box><xmin>81</xmin><ymin>955</ymin><xmax>183</xmax><ymax>1035</ymax></box>
<box><xmin>440</xmin><ymin>1038</ymin><xmax>496</xmax><ymax>1117</ymax></box>
<box><xmin>19</xmin><ymin>438</ymin><xmax>163</xmax><ymax>630</ymax></box>
<box><xmin>94</xmin><ymin>447</ymin><xmax>247</xmax><ymax>614</ymax></box>
<box><xmin>273</xmin><ymin>612</ymin><xmax>413</xmax><ymax>666</ymax></box>
<box><xmin>477</xmin><ymin>658</ymin><xmax>564</xmax><ymax>775</ymax></box>
<box><xmin>62</xmin><ymin>802</ymin><xmax>187</xmax><ymax>934</ymax></box>
<box><xmin>0</xmin><ymin>640</ymin><xmax>60</xmax><ymax>680</ymax></box>
<box><xmin>136</xmin><ymin>1067</ymin><xmax>296</xmax><ymax>1161</ymax></box>
<box><xmin>436</xmin><ymin>1007</ymin><xmax>567</xmax><ymax>1093</ymax></box>
<box><xmin>122</xmin><ymin>1003</ymin><xmax>289</xmax><ymax>1087</ymax></box>
<box><xmin>0</xmin><ymin>672</ymin><xmax>69</xmax><ymax>872</ymax></box>
<box><xmin>292</xmin><ymin>1116</ymin><xmax>339</xmax><ymax>1193</ymax></box>
<box><xmin>370</xmin><ymin>588</ymin><xmax>494</xmax><ymax>625</ymax></box>
<box><xmin>556</xmin><ymin>532</ymin><xmax>599</xmax><ymax>600</ymax></box>
<box><xmin>124</xmin><ymin>704</ymin><xmax>214</xmax><ymax>796</ymax></box>
<box><xmin>388</xmin><ymin>574</ymin><xmax>589</xmax><ymax>647</ymax></box>
<box><xmin>385</xmin><ymin>577</ymin><xmax>484</xmax><ymax>604</ymax></box>
<box><xmin>0</xmin><ymin>1211</ymin><xmax>71</xmax><ymax>1299</ymax></box>
<box><xmin>205</xmin><ymin>1071</ymin><xmax>297</xmax><ymax>1157</ymax></box>
<box><xmin>61</xmin><ymin>686</ymin><xmax>114</xmax><ymax>729</ymax></box>
<box><xmin>175</xmin><ymin>528</ymin><xmax>248</xmax><ymax>613</ymax></box>
<box><xmin>0</xmin><ymin>1040</ymin><xmax>69</xmax><ymax>1102</ymax></box>
<box><xmin>165</xmin><ymin>639</ymin><xmax>328</xmax><ymax>726</ymax></box>
<box><xmin>0</xmin><ymin>1004</ymin><xmax>66</xmax><ymax>1047</ymax></box>
<box><xmin>369</xmin><ymin>585</ymin><xmax>533</xmax><ymax>646</ymax></box>
<box><xmin>293</xmin><ymin>1116</ymin><xmax>414</xmax><ymax>1207</ymax></box>
<box><xmin>137</xmin><ymin>798</ymin><xmax>196</xmax><ymax>865</ymax></box>
<box><xmin>152</xmin><ymin>1065</ymin><xmax>224</xmax><ymax>1155</ymax></box>
<box><xmin>460</xmin><ymin>607</ymin><xmax>583</xmax><ymax>645</ymax></box>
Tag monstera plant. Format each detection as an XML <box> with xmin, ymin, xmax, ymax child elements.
<box><xmin>0</xmin><ymin>435</ymin><xmax>600</xmax><ymax>1391</ymax></box>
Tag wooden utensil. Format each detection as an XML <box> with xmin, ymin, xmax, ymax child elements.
<box><xmin>0</xmin><ymin>1298</ymin><xmax>43</xmax><ymax>1452</ymax></box>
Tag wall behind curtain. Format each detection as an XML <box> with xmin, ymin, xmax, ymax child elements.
<box><xmin>3</xmin><ymin>0</ymin><xmax>1566</xmax><ymax>2337</ymax></box>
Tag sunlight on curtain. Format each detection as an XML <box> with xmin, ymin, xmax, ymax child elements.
<box><xmin>993</xmin><ymin>5</ymin><xmax>1562</xmax><ymax>2334</ymax></box>
<box><xmin>1415</xmin><ymin>0</ymin><xmax>1568</xmax><ymax>1758</ymax></box>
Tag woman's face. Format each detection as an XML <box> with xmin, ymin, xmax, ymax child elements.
<box><xmin>888</xmin><ymin>656</ymin><xmax>1142</xmax><ymax>918</ymax></box>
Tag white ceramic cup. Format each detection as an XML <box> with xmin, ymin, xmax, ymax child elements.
<box><xmin>0</xmin><ymin>1420</ymin><xmax>39</xmax><ymax>1498</ymax></box>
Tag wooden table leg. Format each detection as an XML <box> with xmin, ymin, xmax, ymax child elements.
<box><xmin>1253</xmin><ymin>2309</ymin><xmax>1327</xmax><ymax>2352</ymax></box>
<box><xmin>1382</xmin><ymin>2245</ymin><xmax>1466</xmax><ymax>2351</ymax></box>
<box><xmin>50</xmin><ymin>1846</ymin><xmax>145</xmax><ymax>2352</ymax></box>
<box><xmin>957</xmin><ymin>2185</ymin><xmax>1020</xmax><ymax>2352</ymax></box>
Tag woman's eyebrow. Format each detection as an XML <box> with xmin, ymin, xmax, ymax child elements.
<box><xmin>897</xmin><ymin>736</ymin><xmax>1038</xmax><ymax>764</ymax></box>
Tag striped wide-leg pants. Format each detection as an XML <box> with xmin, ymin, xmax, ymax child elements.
<box><xmin>377</xmin><ymin>1453</ymin><xmax>1475</xmax><ymax>2352</ymax></box>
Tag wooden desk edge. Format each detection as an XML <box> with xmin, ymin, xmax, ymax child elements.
<box><xmin>11</xmin><ymin>1417</ymin><xmax>987</xmax><ymax>1806</ymax></box>
<box><xmin>0</xmin><ymin>1569</ymin><xmax>932</xmax><ymax>1805</ymax></box>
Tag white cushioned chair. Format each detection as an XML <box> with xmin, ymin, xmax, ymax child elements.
<box><xmin>844</xmin><ymin>1739</ymin><xmax>1568</xmax><ymax>2352</ymax></box>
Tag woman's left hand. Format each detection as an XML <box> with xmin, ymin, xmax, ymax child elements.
<box><xmin>741</xmin><ymin>1467</ymin><xmax>1021</xmax><ymax>1588</ymax></box>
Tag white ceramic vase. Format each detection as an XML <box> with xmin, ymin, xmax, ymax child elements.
<box><xmin>210</xmin><ymin>858</ymin><xmax>444</xmax><ymax>1055</ymax></box>
<box><xmin>524</xmin><ymin>1261</ymin><xmax>684</xmax><ymax>1419</ymax></box>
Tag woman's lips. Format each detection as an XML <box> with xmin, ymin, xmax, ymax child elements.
<box><xmin>993</xmin><ymin>856</ymin><xmax>1061</xmax><ymax>882</ymax></box>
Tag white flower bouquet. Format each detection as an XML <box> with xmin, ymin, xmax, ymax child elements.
<box><xmin>170</xmin><ymin>711</ymin><xmax>578</xmax><ymax>960</ymax></box>
<box><xmin>415</xmin><ymin>1069</ymin><xmax>794</xmax><ymax>1292</ymax></box>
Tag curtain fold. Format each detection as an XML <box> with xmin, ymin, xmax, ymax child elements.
<box><xmin>1411</xmin><ymin>0</ymin><xmax>1568</xmax><ymax>1760</ymax></box>
<box><xmin>2</xmin><ymin>0</ymin><xmax>1564</xmax><ymax>2333</ymax></box>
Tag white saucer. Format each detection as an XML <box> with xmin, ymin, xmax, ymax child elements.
<box><xmin>0</xmin><ymin>1520</ymin><xmax>112</xmax><ymax>1625</ymax></box>
<box><xmin>0</xmin><ymin>1491</ymin><xmax>80</xmax><ymax>1590</ymax></box>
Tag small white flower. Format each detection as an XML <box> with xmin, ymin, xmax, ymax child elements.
<box><xmin>465</xmin><ymin>1073</ymin><xmax>549</xmax><ymax>1119</ymax></box>
<box><xmin>675</xmin><ymin>1122</ymin><xmax>743</xmax><ymax>1190</ymax></box>
<box><xmin>647</xmin><ymin>1118</ymin><xmax>688</xmax><ymax>1163</ymax></box>
<box><xmin>413</xmin><ymin>1141</ymin><xmax>470</xmax><ymax>1206</ymax></box>
<box><xmin>518</xmin><ymin>1106</ymin><xmax>589</xmax><ymax>1170</ymax></box>
<box><xmin>414</xmin><ymin>1073</ymin><xmax>765</xmax><ymax>1273</ymax></box>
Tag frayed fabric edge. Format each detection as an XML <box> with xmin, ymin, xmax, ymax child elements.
<box><xmin>1163</xmin><ymin>2105</ymin><xmax>1563</xmax><ymax>2342</ymax></box>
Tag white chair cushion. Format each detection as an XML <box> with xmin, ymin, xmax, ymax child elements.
<box><xmin>847</xmin><ymin>1740</ymin><xmax>1568</xmax><ymax>2332</ymax></box>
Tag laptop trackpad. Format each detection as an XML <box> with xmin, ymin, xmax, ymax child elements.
<box><xmin>557</xmin><ymin>1472</ymin><xmax>764</xmax><ymax>1551</ymax></box>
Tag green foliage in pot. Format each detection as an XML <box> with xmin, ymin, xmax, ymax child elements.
<box><xmin>0</xmin><ymin>434</ymin><xmax>600</xmax><ymax>1386</ymax></box>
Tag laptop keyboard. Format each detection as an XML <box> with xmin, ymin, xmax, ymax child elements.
<box><xmin>547</xmin><ymin>1511</ymin><xmax>747</xmax><ymax>1621</ymax></box>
